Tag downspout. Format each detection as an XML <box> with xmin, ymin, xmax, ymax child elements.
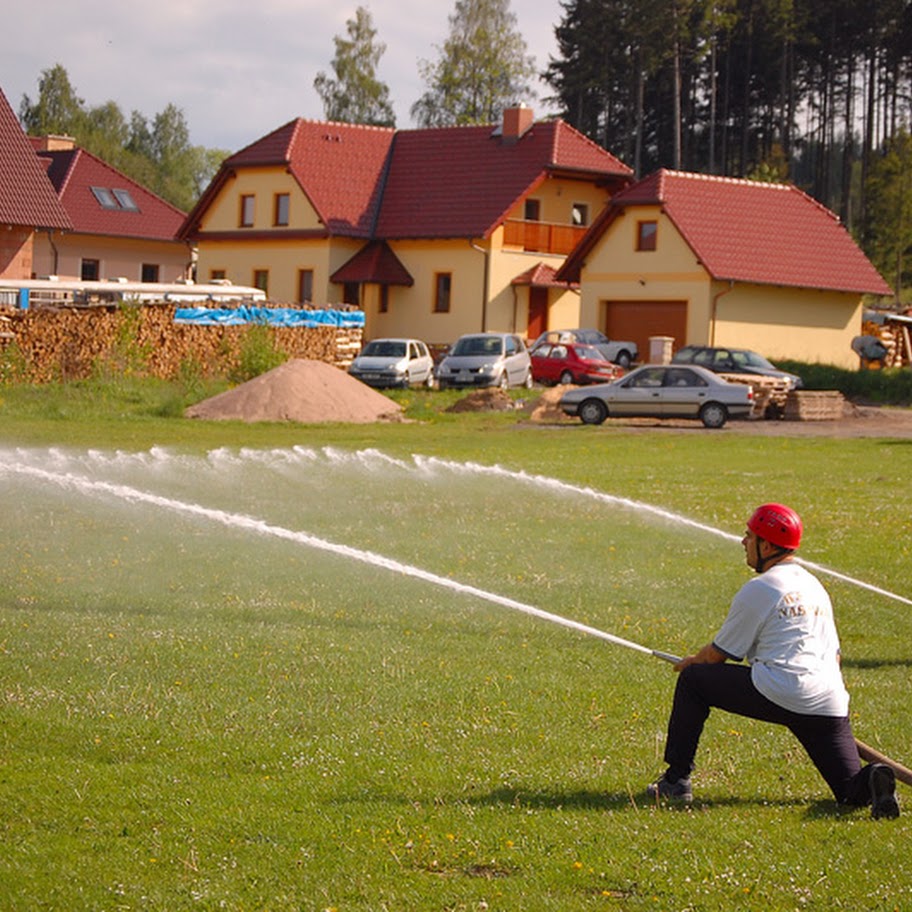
<box><xmin>46</xmin><ymin>230</ymin><xmax>60</xmax><ymax>275</ymax></box>
<box><xmin>470</xmin><ymin>240</ymin><xmax>490</xmax><ymax>332</ymax></box>
<box><xmin>710</xmin><ymin>280</ymin><xmax>734</xmax><ymax>346</ymax></box>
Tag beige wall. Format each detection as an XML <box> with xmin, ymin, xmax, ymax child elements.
<box><xmin>197</xmin><ymin>236</ymin><xmax>361</xmax><ymax>304</ymax></box>
<box><xmin>710</xmin><ymin>282</ymin><xmax>862</xmax><ymax>368</ymax></box>
<box><xmin>576</xmin><ymin>206</ymin><xmax>864</xmax><ymax>368</ymax></box>
<box><xmin>504</xmin><ymin>176</ymin><xmax>610</xmax><ymax>229</ymax></box>
<box><xmin>201</xmin><ymin>166</ymin><xmax>321</xmax><ymax>231</ymax></box>
<box><xmin>578</xmin><ymin>205</ymin><xmax>708</xmax><ymax>338</ymax></box>
<box><xmin>32</xmin><ymin>233</ymin><xmax>191</xmax><ymax>283</ymax></box>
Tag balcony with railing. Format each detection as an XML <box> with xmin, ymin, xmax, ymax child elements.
<box><xmin>502</xmin><ymin>219</ymin><xmax>588</xmax><ymax>256</ymax></box>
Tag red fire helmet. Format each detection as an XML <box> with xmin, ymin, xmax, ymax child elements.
<box><xmin>747</xmin><ymin>503</ymin><xmax>803</xmax><ymax>550</ymax></box>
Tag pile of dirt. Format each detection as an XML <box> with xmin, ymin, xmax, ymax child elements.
<box><xmin>446</xmin><ymin>388</ymin><xmax>519</xmax><ymax>412</ymax></box>
<box><xmin>521</xmin><ymin>385</ymin><xmax>577</xmax><ymax>422</ymax></box>
<box><xmin>185</xmin><ymin>359</ymin><xmax>403</xmax><ymax>424</ymax></box>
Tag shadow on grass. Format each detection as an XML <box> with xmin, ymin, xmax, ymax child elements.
<box><xmin>842</xmin><ymin>657</ymin><xmax>912</xmax><ymax>670</ymax></box>
<box><xmin>330</xmin><ymin>787</ymin><xmax>855</xmax><ymax>819</ymax></box>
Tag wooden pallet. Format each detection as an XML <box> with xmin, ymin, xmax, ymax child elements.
<box><xmin>783</xmin><ymin>390</ymin><xmax>847</xmax><ymax>421</ymax></box>
<box><xmin>719</xmin><ymin>373</ymin><xmax>791</xmax><ymax>418</ymax></box>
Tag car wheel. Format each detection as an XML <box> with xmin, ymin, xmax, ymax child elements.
<box><xmin>699</xmin><ymin>402</ymin><xmax>728</xmax><ymax>428</ymax></box>
<box><xmin>559</xmin><ymin>370</ymin><xmax>574</xmax><ymax>385</ymax></box>
<box><xmin>499</xmin><ymin>371</ymin><xmax>510</xmax><ymax>391</ymax></box>
<box><xmin>524</xmin><ymin>370</ymin><xmax>534</xmax><ymax>389</ymax></box>
<box><xmin>616</xmin><ymin>351</ymin><xmax>632</xmax><ymax>369</ymax></box>
<box><xmin>578</xmin><ymin>398</ymin><xmax>608</xmax><ymax>425</ymax></box>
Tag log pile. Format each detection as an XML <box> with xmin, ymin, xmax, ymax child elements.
<box><xmin>719</xmin><ymin>372</ymin><xmax>791</xmax><ymax>418</ymax></box>
<box><xmin>0</xmin><ymin>303</ymin><xmax>362</xmax><ymax>384</ymax></box>
<box><xmin>859</xmin><ymin>317</ymin><xmax>912</xmax><ymax>368</ymax></box>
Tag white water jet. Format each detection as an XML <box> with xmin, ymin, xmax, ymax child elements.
<box><xmin>2</xmin><ymin>445</ymin><xmax>908</xmax><ymax>609</ymax></box>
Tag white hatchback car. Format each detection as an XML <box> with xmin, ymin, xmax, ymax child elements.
<box><xmin>348</xmin><ymin>338</ymin><xmax>435</xmax><ymax>389</ymax></box>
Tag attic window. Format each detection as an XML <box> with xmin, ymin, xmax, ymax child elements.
<box><xmin>91</xmin><ymin>186</ymin><xmax>140</xmax><ymax>212</ymax></box>
<box><xmin>91</xmin><ymin>187</ymin><xmax>119</xmax><ymax>209</ymax></box>
<box><xmin>637</xmin><ymin>220</ymin><xmax>658</xmax><ymax>251</ymax></box>
<box><xmin>113</xmin><ymin>189</ymin><xmax>139</xmax><ymax>211</ymax></box>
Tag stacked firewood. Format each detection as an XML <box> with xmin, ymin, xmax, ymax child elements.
<box><xmin>860</xmin><ymin>318</ymin><xmax>911</xmax><ymax>368</ymax></box>
<box><xmin>719</xmin><ymin>373</ymin><xmax>791</xmax><ymax>418</ymax></box>
<box><xmin>0</xmin><ymin>303</ymin><xmax>363</xmax><ymax>384</ymax></box>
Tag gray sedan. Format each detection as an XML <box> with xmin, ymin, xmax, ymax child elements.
<box><xmin>560</xmin><ymin>364</ymin><xmax>754</xmax><ymax>428</ymax></box>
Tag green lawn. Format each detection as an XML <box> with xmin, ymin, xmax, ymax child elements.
<box><xmin>1</xmin><ymin>381</ymin><xmax>910</xmax><ymax>910</ymax></box>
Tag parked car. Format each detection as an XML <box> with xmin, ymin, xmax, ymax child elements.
<box><xmin>530</xmin><ymin>341</ymin><xmax>624</xmax><ymax>386</ymax></box>
<box><xmin>348</xmin><ymin>338</ymin><xmax>435</xmax><ymax>389</ymax></box>
<box><xmin>436</xmin><ymin>332</ymin><xmax>533</xmax><ymax>390</ymax></box>
<box><xmin>532</xmin><ymin>329</ymin><xmax>638</xmax><ymax>368</ymax></box>
<box><xmin>671</xmin><ymin>345</ymin><xmax>803</xmax><ymax>389</ymax></box>
<box><xmin>560</xmin><ymin>364</ymin><xmax>754</xmax><ymax>428</ymax></box>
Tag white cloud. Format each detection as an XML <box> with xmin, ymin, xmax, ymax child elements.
<box><xmin>2</xmin><ymin>0</ymin><xmax>561</xmax><ymax>151</ymax></box>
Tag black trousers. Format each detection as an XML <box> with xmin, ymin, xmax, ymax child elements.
<box><xmin>665</xmin><ymin>662</ymin><xmax>873</xmax><ymax>805</ymax></box>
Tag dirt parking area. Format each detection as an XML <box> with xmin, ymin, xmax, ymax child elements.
<box><xmin>519</xmin><ymin>387</ymin><xmax>912</xmax><ymax>437</ymax></box>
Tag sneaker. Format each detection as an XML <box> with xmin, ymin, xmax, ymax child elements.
<box><xmin>647</xmin><ymin>773</ymin><xmax>693</xmax><ymax>803</ymax></box>
<box><xmin>869</xmin><ymin>764</ymin><xmax>900</xmax><ymax>820</ymax></box>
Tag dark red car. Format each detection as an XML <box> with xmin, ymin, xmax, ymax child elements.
<box><xmin>530</xmin><ymin>342</ymin><xmax>624</xmax><ymax>386</ymax></box>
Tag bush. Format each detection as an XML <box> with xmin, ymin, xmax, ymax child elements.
<box><xmin>778</xmin><ymin>360</ymin><xmax>912</xmax><ymax>405</ymax></box>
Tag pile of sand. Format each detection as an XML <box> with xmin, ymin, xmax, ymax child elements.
<box><xmin>185</xmin><ymin>359</ymin><xmax>403</xmax><ymax>424</ymax></box>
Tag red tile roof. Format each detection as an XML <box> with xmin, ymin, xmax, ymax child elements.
<box><xmin>182</xmin><ymin>115</ymin><xmax>631</xmax><ymax>242</ymax></box>
<box><xmin>375</xmin><ymin>120</ymin><xmax>631</xmax><ymax>239</ymax></box>
<box><xmin>511</xmin><ymin>262</ymin><xmax>577</xmax><ymax>288</ymax></box>
<box><xmin>331</xmin><ymin>240</ymin><xmax>413</xmax><ymax>286</ymax></box>
<box><xmin>561</xmin><ymin>169</ymin><xmax>891</xmax><ymax>296</ymax></box>
<box><xmin>0</xmin><ymin>89</ymin><xmax>71</xmax><ymax>230</ymax></box>
<box><xmin>33</xmin><ymin>143</ymin><xmax>186</xmax><ymax>240</ymax></box>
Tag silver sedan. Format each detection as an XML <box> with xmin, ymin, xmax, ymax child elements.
<box><xmin>560</xmin><ymin>364</ymin><xmax>755</xmax><ymax>428</ymax></box>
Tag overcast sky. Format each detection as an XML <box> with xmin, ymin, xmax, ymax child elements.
<box><xmin>2</xmin><ymin>0</ymin><xmax>564</xmax><ymax>153</ymax></box>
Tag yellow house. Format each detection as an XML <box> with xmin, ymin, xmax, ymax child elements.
<box><xmin>179</xmin><ymin>107</ymin><xmax>633</xmax><ymax>346</ymax></box>
<box><xmin>558</xmin><ymin>169</ymin><xmax>893</xmax><ymax>369</ymax></box>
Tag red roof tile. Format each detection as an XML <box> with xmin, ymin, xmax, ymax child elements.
<box><xmin>511</xmin><ymin>262</ymin><xmax>576</xmax><ymax>288</ymax></box>
<box><xmin>183</xmin><ymin>114</ymin><xmax>632</xmax><ymax>243</ymax></box>
<box><xmin>331</xmin><ymin>240</ymin><xmax>413</xmax><ymax>286</ymax></box>
<box><xmin>33</xmin><ymin>144</ymin><xmax>186</xmax><ymax>240</ymax></box>
<box><xmin>225</xmin><ymin>119</ymin><xmax>395</xmax><ymax>238</ymax></box>
<box><xmin>568</xmin><ymin>169</ymin><xmax>890</xmax><ymax>296</ymax></box>
<box><xmin>0</xmin><ymin>88</ymin><xmax>71</xmax><ymax>230</ymax></box>
<box><xmin>375</xmin><ymin>120</ymin><xmax>631</xmax><ymax>239</ymax></box>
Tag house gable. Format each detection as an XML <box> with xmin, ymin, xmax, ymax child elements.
<box><xmin>562</xmin><ymin>169</ymin><xmax>891</xmax><ymax>297</ymax></box>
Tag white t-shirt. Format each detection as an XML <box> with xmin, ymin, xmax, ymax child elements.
<box><xmin>713</xmin><ymin>561</ymin><xmax>850</xmax><ymax>716</ymax></box>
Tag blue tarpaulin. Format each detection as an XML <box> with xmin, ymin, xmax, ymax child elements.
<box><xmin>173</xmin><ymin>306</ymin><xmax>365</xmax><ymax>328</ymax></box>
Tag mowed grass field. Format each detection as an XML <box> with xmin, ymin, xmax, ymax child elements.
<box><xmin>1</xmin><ymin>382</ymin><xmax>910</xmax><ymax>911</ymax></box>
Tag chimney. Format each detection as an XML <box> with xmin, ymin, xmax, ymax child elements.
<box><xmin>501</xmin><ymin>105</ymin><xmax>534</xmax><ymax>144</ymax></box>
<box><xmin>36</xmin><ymin>135</ymin><xmax>76</xmax><ymax>152</ymax></box>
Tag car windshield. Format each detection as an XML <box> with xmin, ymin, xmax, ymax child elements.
<box><xmin>575</xmin><ymin>345</ymin><xmax>608</xmax><ymax>361</ymax></box>
<box><xmin>362</xmin><ymin>340</ymin><xmax>406</xmax><ymax>357</ymax></box>
<box><xmin>451</xmin><ymin>336</ymin><xmax>502</xmax><ymax>356</ymax></box>
<box><xmin>733</xmin><ymin>350</ymin><xmax>775</xmax><ymax>369</ymax></box>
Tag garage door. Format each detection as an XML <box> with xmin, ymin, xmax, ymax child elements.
<box><xmin>602</xmin><ymin>300</ymin><xmax>687</xmax><ymax>362</ymax></box>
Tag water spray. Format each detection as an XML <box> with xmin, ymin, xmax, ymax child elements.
<box><xmin>4</xmin><ymin>458</ymin><xmax>909</xmax><ymax>786</ymax></box>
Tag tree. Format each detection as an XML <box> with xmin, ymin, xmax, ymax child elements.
<box><xmin>314</xmin><ymin>7</ymin><xmax>395</xmax><ymax>126</ymax></box>
<box><xmin>19</xmin><ymin>64</ymin><xmax>85</xmax><ymax>136</ymax></box>
<box><xmin>864</xmin><ymin>129</ymin><xmax>912</xmax><ymax>300</ymax></box>
<box><xmin>411</xmin><ymin>0</ymin><xmax>537</xmax><ymax>127</ymax></box>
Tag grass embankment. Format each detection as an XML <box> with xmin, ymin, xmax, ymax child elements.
<box><xmin>0</xmin><ymin>378</ymin><xmax>909</xmax><ymax>911</ymax></box>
